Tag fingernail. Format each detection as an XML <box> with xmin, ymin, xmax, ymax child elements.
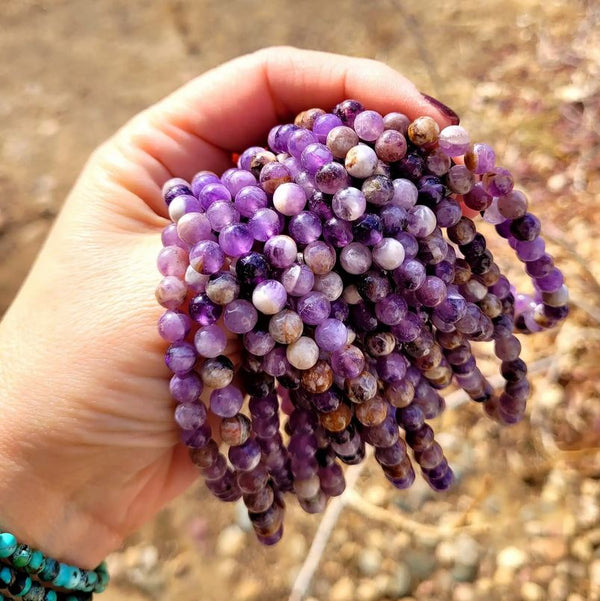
<box><xmin>420</xmin><ymin>93</ymin><xmax>460</xmax><ymax>125</ymax></box>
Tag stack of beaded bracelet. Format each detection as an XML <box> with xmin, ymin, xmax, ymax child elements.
<box><xmin>155</xmin><ymin>99</ymin><xmax>569</xmax><ymax>543</ymax></box>
<box><xmin>0</xmin><ymin>531</ymin><xmax>108</xmax><ymax>600</ymax></box>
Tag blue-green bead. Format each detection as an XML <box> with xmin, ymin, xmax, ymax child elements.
<box><xmin>0</xmin><ymin>533</ymin><xmax>17</xmax><ymax>558</ymax></box>
<box><xmin>97</xmin><ymin>569</ymin><xmax>110</xmax><ymax>590</ymax></box>
<box><xmin>25</xmin><ymin>551</ymin><xmax>44</xmax><ymax>574</ymax></box>
<box><xmin>39</xmin><ymin>559</ymin><xmax>59</xmax><ymax>582</ymax></box>
<box><xmin>11</xmin><ymin>545</ymin><xmax>32</xmax><ymax>568</ymax></box>
<box><xmin>8</xmin><ymin>573</ymin><xmax>31</xmax><ymax>597</ymax></box>
<box><xmin>0</xmin><ymin>566</ymin><xmax>14</xmax><ymax>588</ymax></box>
<box><xmin>22</xmin><ymin>583</ymin><xmax>45</xmax><ymax>601</ymax></box>
<box><xmin>81</xmin><ymin>570</ymin><xmax>97</xmax><ymax>592</ymax></box>
<box><xmin>53</xmin><ymin>564</ymin><xmax>82</xmax><ymax>590</ymax></box>
<box><xmin>43</xmin><ymin>590</ymin><xmax>56</xmax><ymax>601</ymax></box>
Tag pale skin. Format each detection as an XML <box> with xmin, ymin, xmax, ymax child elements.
<box><xmin>0</xmin><ymin>47</ymin><xmax>456</xmax><ymax>568</ymax></box>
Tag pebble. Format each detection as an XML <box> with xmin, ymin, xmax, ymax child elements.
<box><xmin>405</xmin><ymin>550</ymin><xmax>436</xmax><ymax>579</ymax></box>
<box><xmin>329</xmin><ymin>576</ymin><xmax>355</xmax><ymax>601</ymax></box>
<box><xmin>363</xmin><ymin>485</ymin><xmax>388</xmax><ymax>506</ymax></box>
<box><xmin>358</xmin><ymin>547</ymin><xmax>383</xmax><ymax>577</ymax></box>
<box><xmin>452</xmin><ymin>562</ymin><xmax>478</xmax><ymax>583</ymax></box>
<box><xmin>497</xmin><ymin>546</ymin><xmax>528</xmax><ymax>570</ymax></box>
<box><xmin>286</xmin><ymin>533</ymin><xmax>308</xmax><ymax>561</ymax></box>
<box><xmin>385</xmin><ymin>562</ymin><xmax>412</xmax><ymax>598</ymax></box>
<box><xmin>570</xmin><ymin>536</ymin><xmax>592</xmax><ymax>562</ymax></box>
<box><xmin>453</xmin><ymin>583</ymin><xmax>476</xmax><ymax>601</ymax></box>
<box><xmin>454</xmin><ymin>534</ymin><xmax>481</xmax><ymax>567</ymax></box>
<box><xmin>235</xmin><ymin>577</ymin><xmax>262</xmax><ymax>601</ymax></box>
<box><xmin>521</xmin><ymin>581</ymin><xmax>545</xmax><ymax>601</ymax></box>
<box><xmin>530</xmin><ymin>537</ymin><xmax>568</xmax><ymax>563</ymax></box>
<box><xmin>591</xmin><ymin>559</ymin><xmax>600</xmax><ymax>591</ymax></box>
<box><xmin>436</xmin><ymin>540</ymin><xmax>456</xmax><ymax>567</ymax></box>
<box><xmin>548</xmin><ymin>576</ymin><xmax>569</xmax><ymax>601</ymax></box>
<box><xmin>216</xmin><ymin>524</ymin><xmax>246</xmax><ymax>557</ymax></box>
<box><xmin>356</xmin><ymin>578</ymin><xmax>380</xmax><ymax>601</ymax></box>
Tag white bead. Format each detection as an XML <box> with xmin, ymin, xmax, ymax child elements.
<box><xmin>185</xmin><ymin>265</ymin><xmax>210</xmax><ymax>292</ymax></box>
<box><xmin>372</xmin><ymin>238</ymin><xmax>406</xmax><ymax>271</ymax></box>
<box><xmin>483</xmin><ymin>198</ymin><xmax>506</xmax><ymax>225</ymax></box>
<box><xmin>313</xmin><ymin>272</ymin><xmax>344</xmax><ymax>301</ymax></box>
<box><xmin>168</xmin><ymin>196</ymin><xmax>189</xmax><ymax>222</ymax></box>
<box><xmin>286</xmin><ymin>336</ymin><xmax>319</xmax><ymax>370</ymax></box>
<box><xmin>345</xmin><ymin>144</ymin><xmax>378</xmax><ymax>178</ymax></box>
<box><xmin>343</xmin><ymin>284</ymin><xmax>362</xmax><ymax>305</ymax></box>
<box><xmin>162</xmin><ymin>177</ymin><xmax>189</xmax><ymax>196</ymax></box>
<box><xmin>294</xmin><ymin>475</ymin><xmax>321</xmax><ymax>498</ymax></box>
<box><xmin>391</xmin><ymin>178</ymin><xmax>418</xmax><ymax>209</ymax></box>
<box><xmin>252</xmin><ymin>281</ymin><xmax>287</xmax><ymax>315</ymax></box>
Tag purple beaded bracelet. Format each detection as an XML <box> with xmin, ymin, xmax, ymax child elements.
<box><xmin>155</xmin><ymin>99</ymin><xmax>568</xmax><ymax>544</ymax></box>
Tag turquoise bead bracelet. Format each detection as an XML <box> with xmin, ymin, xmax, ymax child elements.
<box><xmin>0</xmin><ymin>532</ymin><xmax>108</xmax><ymax>595</ymax></box>
<box><xmin>0</xmin><ymin>560</ymin><xmax>94</xmax><ymax>601</ymax></box>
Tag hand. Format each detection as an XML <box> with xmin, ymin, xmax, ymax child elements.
<box><xmin>0</xmin><ymin>46</ymin><xmax>457</xmax><ymax>568</ymax></box>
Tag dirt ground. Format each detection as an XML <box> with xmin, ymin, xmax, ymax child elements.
<box><xmin>1</xmin><ymin>1</ymin><xmax>600</xmax><ymax>600</ymax></box>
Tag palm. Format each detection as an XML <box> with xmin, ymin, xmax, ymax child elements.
<box><xmin>0</xmin><ymin>48</ymin><xmax>455</xmax><ymax>562</ymax></box>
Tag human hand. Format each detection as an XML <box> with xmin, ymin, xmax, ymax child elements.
<box><xmin>0</xmin><ymin>47</ymin><xmax>458</xmax><ymax>568</ymax></box>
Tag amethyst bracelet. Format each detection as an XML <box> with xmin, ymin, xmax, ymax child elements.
<box><xmin>155</xmin><ymin>100</ymin><xmax>568</xmax><ymax>544</ymax></box>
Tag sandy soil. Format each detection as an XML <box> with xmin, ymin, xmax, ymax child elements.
<box><xmin>1</xmin><ymin>1</ymin><xmax>599</xmax><ymax>600</ymax></box>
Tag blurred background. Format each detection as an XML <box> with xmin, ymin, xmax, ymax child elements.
<box><xmin>1</xmin><ymin>1</ymin><xmax>600</xmax><ymax>600</ymax></box>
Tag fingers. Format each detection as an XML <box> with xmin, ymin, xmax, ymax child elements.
<box><xmin>151</xmin><ymin>46</ymin><xmax>456</xmax><ymax>161</ymax></box>
<box><xmin>100</xmin><ymin>47</ymin><xmax>458</xmax><ymax>214</ymax></box>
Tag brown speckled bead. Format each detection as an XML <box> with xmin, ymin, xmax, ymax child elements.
<box><xmin>453</xmin><ymin>258</ymin><xmax>472</xmax><ymax>285</ymax></box>
<box><xmin>413</xmin><ymin>344</ymin><xmax>443</xmax><ymax>371</ymax></box>
<box><xmin>436</xmin><ymin>329</ymin><xmax>466</xmax><ymax>350</ymax></box>
<box><xmin>345</xmin><ymin>371</ymin><xmax>378</xmax><ymax>404</ymax></box>
<box><xmin>355</xmin><ymin>395</ymin><xmax>388</xmax><ymax>427</ymax></box>
<box><xmin>249</xmin><ymin>150</ymin><xmax>277</xmax><ymax>178</ymax></box>
<box><xmin>365</xmin><ymin>331</ymin><xmax>396</xmax><ymax>357</ymax></box>
<box><xmin>479</xmin><ymin>293</ymin><xmax>503</xmax><ymax>319</ymax></box>
<box><xmin>200</xmin><ymin>355</ymin><xmax>235</xmax><ymax>389</ymax></box>
<box><xmin>424</xmin><ymin>365</ymin><xmax>454</xmax><ymax>388</ymax></box>
<box><xmin>294</xmin><ymin>107</ymin><xmax>326</xmax><ymax>130</ymax></box>
<box><xmin>475</xmin><ymin>262</ymin><xmax>501</xmax><ymax>287</ymax></box>
<box><xmin>319</xmin><ymin>403</ymin><xmax>353</xmax><ymax>432</ymax></box>
<box><xmin>384</xmin><ymin>380</ymin><xmax>415</xmax><ymax>408</ymax></box>
<box><xmin>407</xmin><ymin>116</ymin><xmax>440</xmax><ymax>146</ymax></box>
<box><xmin>326</xmin><ymin>126</ymin><xmax>360</xmax><ymax>159</ymax></box>
<box><xmin>301</xmin><ymin>360</ymin><xmax>334</xmax><ymax>394</ymax></box>
<box><xmin>269</xmin><ymin>310</ymin><xmax>304</xmax><ymax>344</ymax></box>
<box><xmin>383</xmin><ymin>457</ymin><xmax>413</xmax><ymax>479</ymax></box>
<box><xmin>447</xmin><ymin>217</ymin><xmax>477</xmax><ymax>245</ymax></box>
<box><xmin>220</xmin><ymin>413</ymin><xmax>252</xmax><ymax>446</ymax></box>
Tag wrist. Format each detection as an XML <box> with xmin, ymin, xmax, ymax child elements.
<box><xmin>0</xmin><ymin>309</ymin><xmax>122</xmax><ymax>570</ymax></box>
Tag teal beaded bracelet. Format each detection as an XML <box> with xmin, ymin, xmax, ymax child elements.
<box><xmin>0</xmin><ymin>559</ymin><xmax>95</xmax><ymax>601</ymax></box>
<box><xmin>0</xmin><ymin>532</ymin><xmax>108</xmax><ymax>595</ymax></box>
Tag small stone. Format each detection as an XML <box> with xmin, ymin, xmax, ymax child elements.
<box><xmin>521</xmin><ymin>582</ymin><xmax>545</xmax><ymax>601</ymax></box>
<box><xmin>497</xmin><ymin>546</ymin><xmax>527</xmax><ymax>570</ymax></box>
<box><xmin>548</xmin><ymin>576</ymin><xmax>569</xmax><ymax>601</ymax></box>
<box><xmin>235</xmin><ymin>577</ymin><xmax>262</xmax><ymax>601</ymax></box>
<box><xmin>405</xmin><ymin>550</ymin><xmax>436</xmax><ymax>579</ymax></box>
<box><xmin>454</xmin><ymin>534</ymin><xmax>481</xmax><ymax>567</ymax></box>
<box><xmin>216</xmin><ymin>525</ymin><xmax>246</xmax><ymax>557</ymax></box>
<box><xmin>570</xmin><ymin>537</ymin><xmax>592</xmax><ymax>562</ymax></box>
<box><xmin>452</xmin><ymin>562</ymin><xmax>478</xmax><ymax>583</ymax></box>
<box><xmin>329</xmin><ymin>576</ymin><xmax>354</xmax><ymax>601</ymax></box>
<box><xmin>362</xmin><ymin>485</ymin><xmax>388</xmax><ymax>506</ymax></box>
<box><xmin>356</xmin><ymin>579</ymin><xmax>379</xmax><ymax>601</ymax></box>
<box><xmin>452</xmin><ymin>583</ymin><xmax>476</xmax><ymax>601</ymax></box>
<box><xmin>436</xmin><ymin>540</ymin><xmax>456</xmax><ymax>567</ymax></box>
<box><xmin>385</xmin><ymin>562</ymin><xmax>413</xmax><ymax>598</ymax></box>
<box><xmin>357</xmin><ymin>547</ymin><xmax>382</xmax><ymax>577</ymax></box>
<box><xmin>591</xmin><ymin>559</ymin><xmax>600</xmax><ymax>590</ymax></box>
